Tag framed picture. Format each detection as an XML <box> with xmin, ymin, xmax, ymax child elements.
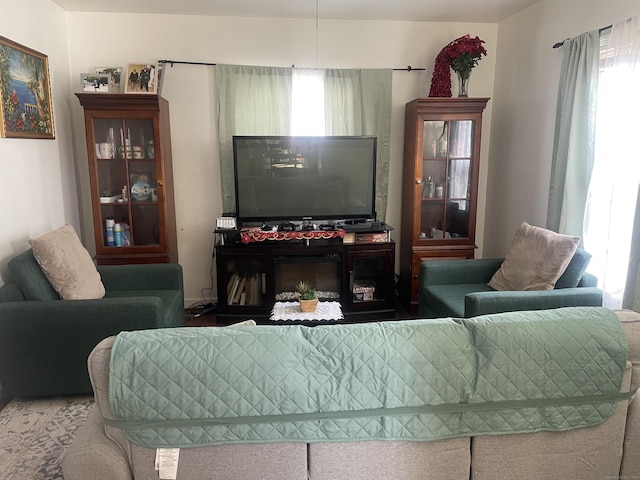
<box><xmin>124</xmin><ymin>62</ymin><xmax>157</xmax><ymax>94</ymax></box>
<box><xmin>95</xmin><ymin>66</ymin><xmax>122</xmax><ymax>93</ymax></box>
<box><xmin>80</xmin><ymin>72</ymin><xmax>111</xmax><ymax>93</ymax></box>
<box><xmin>0</xmin><ymin>36</ymin><xmax>55</xmax><ymax>139</ymax></box>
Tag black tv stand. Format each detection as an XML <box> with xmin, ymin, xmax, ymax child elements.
<box><xmin>215</xmin><ymin>231</ymin><xmax>396</xmax><ymax>324</ymax></box>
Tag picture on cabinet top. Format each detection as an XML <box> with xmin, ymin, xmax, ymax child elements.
<box><xmin>80</xmin><ymin>72</ymin><xmax>112</xmax><ymax>93</ymax></box>
<box><xmin>125</xmin><ymin>63</ymin><xmax>158</xmax><ymax>94</ymax></box>
<box><xmin>0</xmin><ymin>36</ymin><xmax>54</xmax><ymax>139</ymax></box>
<box><xmin>95</xmin><ymin>67</ymin><xmax>122</xmax><ymax>93</ymax></box>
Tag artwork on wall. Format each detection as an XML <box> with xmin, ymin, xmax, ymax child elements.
<box><xmin>124</xmin><ymin>62</ymin><xmax>158</xmax><ymax>94</ymax></box>
<box><xmin>0</xmin><ymin>36</ymin><xmax>55</xmax><ymax>139</ymax></box>
<box><xmin>95</xmin><ymin>67</ymin><xmax>122</xmax><ymax>93</ymax></box>
<box><xmin>80</xmin><ymin>72</ymin><xmax>112</xmax><ymax>93</ymax></box>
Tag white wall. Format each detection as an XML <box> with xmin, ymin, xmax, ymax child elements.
<box><xmin>485</xmin><ymin>0</ymin><xmax>640</xmax><ymax>256</ymax></box>
<box><xmin>66</xmin><ymin>14</ymin><xmax>497</xmax><ymax>306</ymax></box>
<box><xmin>0</xmin><ymin>0</ymin><xmax>77</xmax><ymax>285</ymax></box>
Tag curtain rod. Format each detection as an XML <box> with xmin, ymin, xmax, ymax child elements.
<box><xmin>157</xmin><ymin>59</ymin><xmax>425</xmax><ymax>71</ymax></box>
<box><xmin>552</xmin><ymin>24</ymin><xmax>612</xmax><ymax>49</ymax></box>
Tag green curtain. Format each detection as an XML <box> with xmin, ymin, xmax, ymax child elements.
<box><xmin>324</xmin><ymin>69</ymin><xmax>393</xmax><ymax>221</ymax></box>
<box><xmin>546</xmin><ymin>31</ymin><xmax>600</xmax><ymax>237</ymax></box>
<box><xmin>216</xmin><ymin>65</ymin><xmax>292</xmax><ymax>212</ymax></box>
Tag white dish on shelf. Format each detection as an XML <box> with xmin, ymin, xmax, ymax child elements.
<box><xmin>99</xmin><ymin>195</ymin><xmax>121</xmax><ymax>204</ymax></box>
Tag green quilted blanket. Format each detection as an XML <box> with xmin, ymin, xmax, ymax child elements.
<box><xmin>107</xmin><ymin>307</ymin><xmax>632</xmax><ymax>448</ymax></box>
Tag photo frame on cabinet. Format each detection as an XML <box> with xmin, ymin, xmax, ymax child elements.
<box><xmin>80</xmin><ymin>72</ymin><xmax>112</xmax><ymax>93</ymax></box>
<box><xmin>95</xmin><ymin>67</ymin><xmax>122</xmax><ymax>93</ymax></box>
<box><xmin>0</xmin><ymin>36</ymin><xmax>55</xmax><ymax>139</ymax></box>
<box><xmin>124</xmin><ymin>62</ymin><xmax>158</xmax><ymax>94</ymax></box>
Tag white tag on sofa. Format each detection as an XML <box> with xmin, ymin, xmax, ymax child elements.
<box><xmin>155</xmin><ymin>448</ymin><xmax>180</xmax><ymax>480</ymax></box>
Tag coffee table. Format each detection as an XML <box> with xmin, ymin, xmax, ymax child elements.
<box><xmin>270</xmin><ymin>301</ymin><xmax>343</xmax><ymax>325</ymax></box>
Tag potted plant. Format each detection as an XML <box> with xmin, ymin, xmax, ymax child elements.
<box><xmin>296</xmin><ymin>280</ymin><xmax>318</xmax><ymax>312</ymax></box>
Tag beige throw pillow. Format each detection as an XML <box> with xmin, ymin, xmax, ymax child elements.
<box><xmin>29</xmin><ymin>224</ymin><xmax>105</xmax><ymax>300</ymax></box>
<box><xmin>488</xmin><ymin>222</ymin><xmax>580</xmax><ymax>291</ymax></box>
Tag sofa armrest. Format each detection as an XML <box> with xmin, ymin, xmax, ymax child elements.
<box><xmin>465</xmin><ymin>287</ymin><xmax>603</xmax><ymax>317</ymax></box>
<box><xmin>420</xmin><ymin>258</ymin><xmax>504</xmax><ymax>287</ymax></box>
<box><xmin>0</xmin><ymin>297</ymin><xmax>165</xmax><ymax>331</ymax></box>
<box><xmin>0</xmin><ymin>297</ymin><xmax>166</xmax><ymax>397</ymax></box>
<box><xmin>577</xmin><ymin>272</ymin><xmax>598</xmax><ymax>288</ymax></box>
<box><xmin>98</xmin><ymin>263</ymin><xmax>183</xmax><ymax>292</ymax></box>
<box><xmin>62</xmin><ymin>407</ymin><xmax>133</xmax><ymax>480</ymax></box>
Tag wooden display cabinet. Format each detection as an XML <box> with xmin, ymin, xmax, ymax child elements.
<box><xmin>76</xmin><ymin>94</ymin><xmax>177</xmax><ymax>265</ymax></box>
<box><xmin>400</xmin><ymin>97</ymin><xmax>489</xmax><ymax>313</ymax></box>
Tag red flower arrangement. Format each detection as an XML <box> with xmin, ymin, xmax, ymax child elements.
<box><xmin>428</xmin><ymin>34</ymin><xmax>487</xmax><ymax>97</ymax></box>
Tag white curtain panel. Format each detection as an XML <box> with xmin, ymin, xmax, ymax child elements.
<box><xmin>584</xmin><ymin>16</ymin><xmax>640</xmax><ymax>308</ymax></box>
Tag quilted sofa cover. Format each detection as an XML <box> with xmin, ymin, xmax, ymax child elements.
<box><xmin>107</xmin><ymin>306</ymin><xmax>631</xmax><ymax>447</ymax></box>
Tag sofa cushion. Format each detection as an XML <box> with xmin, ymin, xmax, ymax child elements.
<box><xmin>488</xmin><ymin>222</ymin><xmax>580</xmax><ymax>291</ymax></box>
<box><xmin>29</xmin><ymin>224</ymin><xmax>105</xmax><ymax>300</ymax></box>
<box><xmin>7</xmin><ymin>249</ymin><xmax>59</xmax><ymax>301</ymax></box>
<box><xmin>555</xmin><ymin>248</ymin><xmax>592</xmax><ymax>289</ymax></box>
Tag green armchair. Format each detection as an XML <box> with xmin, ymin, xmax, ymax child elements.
<box><xmin>0</xmin><ymin>249</ymin><xmax>184</xmax><ymax>399</ymax></box>
<box><xmin>418</xmin><ymin>249</ymin><xmax>603</xmax><ymax>318</ymax></box>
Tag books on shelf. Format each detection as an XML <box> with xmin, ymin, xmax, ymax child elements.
<box><xmin>226</xmin><ymin>272</ymin><xmax>261</xmax><ymax>305</ymax></box>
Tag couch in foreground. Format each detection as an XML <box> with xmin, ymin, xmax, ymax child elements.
<box><xmin>63</xmin><ymin>307</ymin><xmax>640</xmax><ymax>480</ymax></box>
<box><xmin>0</xmin><ymin>249</ymin><xmax>184</xmax><ymax>398</ymax></box>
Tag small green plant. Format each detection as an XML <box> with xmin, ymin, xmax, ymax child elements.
<box><xmin>295</xmin><ymin>280</ymin><xmax>316</xmax><ymax>300</ymax></box>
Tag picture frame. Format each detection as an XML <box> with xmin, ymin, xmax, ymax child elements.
<box><xmin>124</xmin><ymin>62</ymin><xmax>158</xmax><ymax>94</ymax></box>
<box><xmin>80</xmin><ymin>72</ymin><xmax>112</xmax><ymax>93</ymax></box>
<box><xmin>0</xmin><ymin>36</ymin><xmax>55</xmax><ymax>139</ymax></box>
<box><xmin>95</xmin><ymin>66</ymin><xmax>122</xmax><ymax>93</ymax></box>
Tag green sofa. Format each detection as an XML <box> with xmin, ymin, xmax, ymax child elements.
<box><xmin>0</xmin><ymin>249</ymin><xmax>184</xmax><ymax>399</ymax></box>
<box><xmin>418</xmin><ymin>249</ymin><xmax>603</xmax><ymax>318</ymax></box>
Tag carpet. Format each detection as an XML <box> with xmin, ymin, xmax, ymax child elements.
<box><xmin>0</xmin><ymin>396</ymin><xmax>93</xmax><ymax>480</ymax></box>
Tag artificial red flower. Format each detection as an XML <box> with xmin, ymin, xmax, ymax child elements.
<box><xmin>429</xmin><ymin>34</ymin><xmax>487</xmax><ymax>97</ymax></box>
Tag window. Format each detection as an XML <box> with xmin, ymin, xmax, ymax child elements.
<box><xmin>291</xmin><ymin>69</ymin><xmax>324</xmax><ymax>136</ymax></box>
<box><xmin>583</xmin><ymin>25</ymin><xmax>640</xmax><ymax>308</ymax></box>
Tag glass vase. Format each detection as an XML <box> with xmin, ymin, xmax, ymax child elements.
<box><xmin>456</xmin><ymin>71</ymin><xmax>470</xmax><ymax>98</ymax></box>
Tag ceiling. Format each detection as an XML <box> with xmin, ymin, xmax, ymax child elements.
<box><xmin>51</xmin><ymin>0</ymin><xmax>539</xmax><ymax>23</ymax></box>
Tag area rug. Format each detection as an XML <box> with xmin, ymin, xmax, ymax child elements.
<box><xmin>0</xmin><ymin>396</ymin><xmax>93</xmax><ymax>480</ymax></box>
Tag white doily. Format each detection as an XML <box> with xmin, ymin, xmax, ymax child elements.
<box><xmin>270</xmin><ymin>301</ymin><xmax>343</xmax><ymax>322</ymax></box>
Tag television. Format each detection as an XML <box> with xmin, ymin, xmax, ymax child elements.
<box><xmin>232</xmin><ymin>135</ymin><xmax>377</xmax><ymax>223</ymax></box>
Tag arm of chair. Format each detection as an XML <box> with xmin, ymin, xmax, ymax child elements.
<box><xmin>420</xmin><ymin>258</ymin><xmax>504</xmax><ymax>287</ymax></box>
<box><xmin>98</xmin><ymin>263</ymin><xmax>183</xmax><ymax>291</ymax></box>
<box><xmin>578</xmin><ymin>272</ymin><xmax>598</xmax><ymax>287</ymax></box>
<box><xmin>0</xmin><ymin>297</ymin><xmax>166</xmax><ymax>397</ymax></box>
<box><xmin>62</xmin><ymin>407</ymin><xmax>133</xmax><ymax>480</ymax></box>
<box><xmin>0</xmin><ymin>297</ymin><xmax>166</xmax><ymax>335</ymax></box>
<box><xmin>465</xmin><ymin>287</ymin><xmax>603</xmax><ymax>317</ymax></box>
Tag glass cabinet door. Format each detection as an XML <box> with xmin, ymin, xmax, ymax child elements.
<box><xmin>419</xmin><ymin>119</ymin><xmax>474</xmax><ymax>241</ymax></box>
<box><xmin>92</xmin><ymin>117</ymin><xmax>159</xmax><ymax>249</ymax></box>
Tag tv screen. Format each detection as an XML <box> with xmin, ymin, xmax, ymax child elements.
<box><xmin>233</xmin><ymin>135</ymin><xmax>377</xmax><ymax>223</ymax></box>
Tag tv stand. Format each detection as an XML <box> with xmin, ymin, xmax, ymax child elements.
<box><xmin>215</xmin><ymin>231</ymin><xmax>396</xmax><ymax>324</ymax></box>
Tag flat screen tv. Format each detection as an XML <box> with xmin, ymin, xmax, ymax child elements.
<box><xmin>232</xmin><ymin>135</ymin><xmax>377</xmax><ymax>223</ymax></box>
